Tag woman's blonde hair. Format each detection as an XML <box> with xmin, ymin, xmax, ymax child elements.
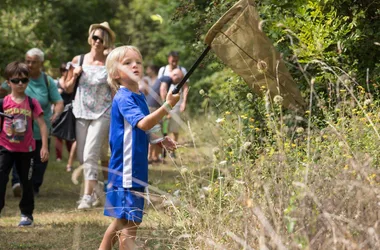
<box><xmin>105</xmin><ymin>45</ymin><xmax>143</xmax><ymax>93</ymax></box>
<box><xmin>87</xmin><ymin>28</ymin><xmax>113</xmax><ymax>49</ymax></box>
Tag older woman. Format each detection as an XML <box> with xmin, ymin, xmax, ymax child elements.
<box><xmin>1</xmin><ymin>48</ymin><xmax>64</xmax><ymax>196</ymax></box>
<box><xmin>63</xmin><ymin>22</ymin><xmax>114</xmax><ymax>209</ymax></box>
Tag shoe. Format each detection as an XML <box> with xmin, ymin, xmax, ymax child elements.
<box><xmin>77</xmin><ymin>195</ymin><xmax>93</xmax><ymax>210</ymax></box>
<box><xmin>12</xmin><ymin>183</ymin><xmax>22</xmax><ymax>197</ymax></box>
<box><xmin>56</xmin><ymin>158</ymin><xmax>62</xmax><ymax>162</ymax></box>
<box><xmin>66</xmin><ymin>166</ymin><xmax>72</xmax><ymax>172</ymax></box>
<box><xmin>92</xmin><ymin>182</ymin><xmax>104</xmax><ymax>207</ymax></box>
<box><xmin>18</xmin><ymin>214</ymin><xmax>33</xmax><ymax>227</ymax></box>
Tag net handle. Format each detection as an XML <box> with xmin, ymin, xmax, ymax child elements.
<box><xmin>172</xmin><ymin>46</ymin><xmax>211</xmax><ymax>95</ymax></box>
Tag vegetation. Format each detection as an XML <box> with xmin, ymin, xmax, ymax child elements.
<box><xmin>1</xmin><ymin>0</ymin><xmax>380</xmax><ymax>249</ymax></box>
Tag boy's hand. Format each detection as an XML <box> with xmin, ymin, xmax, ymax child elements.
<box><xmin>166</xmin><ymin>91</ymin><xmax>180</xmax><ymax>109</ymax></box>
<box><xmin>40</xmin><ymin>147</ymin><xmax>49</xmax><ymax>162</ymax></box>
<box><xmin>160</xmin><ymin>136</ymin><xmax>177</xmax><ymax>151</ymax></box>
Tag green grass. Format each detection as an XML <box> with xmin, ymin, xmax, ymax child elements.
<box><xmin>0</xmin><ymin>137</ymin><xmax>211</xmax><ymax>249</ymax></box>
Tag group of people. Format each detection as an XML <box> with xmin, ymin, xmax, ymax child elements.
<box><xmin>0</xmin><ymin>21</ymin><xmax>188</xmax><ymax>249</ymax></box>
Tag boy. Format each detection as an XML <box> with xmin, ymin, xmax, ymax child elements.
<box><xmin>99</xmin><ymin>46</ymin><xmax>179</xmax><ymax>249</ymax></box>
<box><xmin>0</xmin><ymin>61</ymin><xmax>49</xmax><ymax>227</ymax></box>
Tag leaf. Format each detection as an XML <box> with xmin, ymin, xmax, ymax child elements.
<box><xmin>150</xmin><ymin>14</ymin><xmax>163</xmax><ymax>24</ymax></box>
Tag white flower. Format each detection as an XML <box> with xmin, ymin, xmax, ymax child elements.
<box><xmin>257</xmin><ymin>60</ymin><xmax>268</xmax><ymax>73</ymax></box>
<box><xmin>241</xmin><ymin>141</ymin><xmax>251</xmax><ymax>150</ymax></box>
<box><xmin>216</xmin><ymin>118</ymin><xmax>225</xmax><ymax>123</ymax></box>
<box><xmin>173</xmin><ymin>190</ymin><xmax>180</xmax><ymax>197</ymax></box>
<box><xmin>199</xmin><ymin>89</ymin><xmax>205</xmax><ymax>96</ymax></box>
<box><xmin>364</xmin><ymin>99</ymin><xmax>372</xmax><ymax>106</ymax></box>
<box><xmin>219</xmin><ymin>160</ymin><xmax>227</xmax><ymax>166</ymax></box>
<box><xmin>180</xmin><ymin>167</ymin><xmax>188</xmax><ymax>174</ymax></box>
<box><xmin>227</xmin><ymin>138</ymin><xmax>234</xmax><ymax>145</ymax></box>
<box><xmin>295</xmin><ymin>127</ymin><xmax>304</xmax><ymax>134</ymax></box>
<box><xmin>246</xmin><ymin>93</ymin><xmax>253</xmax><ymax>101</ymax></box>
<box><xmin>273</xmin><ymin>95</ymin><xmax>283</xmax><ymax>104</ymax></box>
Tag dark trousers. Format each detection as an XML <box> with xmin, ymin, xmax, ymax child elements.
<box><xmin>11</xmin><ymin>139</ymin><xmax>50</xmax><ymax>194</ymax></box>
<box><xmin>0</xmin><ymin>146</ymin><xmax>34</xmax><ymax>216</ymax></box>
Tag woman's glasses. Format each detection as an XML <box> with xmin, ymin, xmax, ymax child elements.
<box><xmin>92</xmin><ymin>35</ymin><xmax>104</xmax><ymax>43</ymax></box>
<box><xmin>10</xmin><ymin>78</ymin><xmax>29</xmax><ymax>84</ymax></box>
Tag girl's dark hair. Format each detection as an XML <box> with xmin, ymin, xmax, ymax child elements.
<box><xmin>60</xmin><ymin>62</ymin><xmax>67</xmax><ymax>74</ymax></box>
<box><xmin>4</xmin><ymin>61</ymin><xmax>29</xmax><ymax>80</ymax></box>
<box><xmin>147</xmin><ymin>65</ymin><xmax>160</xmax><ymax>75</ymax></box>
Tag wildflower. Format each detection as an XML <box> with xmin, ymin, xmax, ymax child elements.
<box><xmin>199</xmin><ymin>89</ymin><xmax>205</xmax><ymax>96</ymax></box>
<box><xmin>249</xmin><ymin>125</ymin><xmax>254</xmax><ymax>129</ymax></box>
<box><xmin>219</xmin><ymin>160</ymin><xmax>227</xmax><ymax>166</ymax></box>
<box><xmin>291</xmin><ymin>143</ymin><xmax>296</xmax><ymax>148</ymax></box>
<box><xmin>255</xmin><ymin>128</ymin><xmax>261</xmax><ymax>132</ymax></box>
<box><xmin>247</xmin><ymin>93</ymin><xmax>253</xmax><ymax>101</ymax></box>
<box><xmin>249</xmin><ymin>118</ymin><xmax>254</xmax><ymax>122</ymax></box>
<box><xmin>227</xmin><ymin>138</ymin><xmax>234</xmax><ymax>145</ymax></box>
<box><xmin>240</xmin><ymin>115</ymin><xmax>248</xmax><ymax>120</ymax></box>
<box><xmin>273</xmin><ymin>95</ymin><xmax>283</xmax><ymax>104</ymax></box>
<box><xmin>212</xmin><ymin>147</ymin><xmax>220</xmax><ymax>156</ymax></box>
<box><xmin>257</xmin><ymin>60</ymin><xmax>268</xmax><ymax>73</ymax></box>
<box><xmin>225</xmin><ymin>111</ymin><xmax>231</xmax><ymax>115</ymax></box>
<box><xmin>343</xmin><ymin>165</ymin><xmax>349</xmax><ymax>170</ymax></box>
<box><xmin>216</xmin><ymin>118</ymin><xmax>225</xmax><ymax>123</ymax></box>
<box><xmin>295</xmin><ymin>127</ymin><xmax>304</xmax><ymax>134</ymax></box>
<box><xmin>180</xmin><ymin>167</ymin><xmax>188</xmax><ymax>174</ymax></box>
<box><xmin>241</xmin><ymin>142</ymin><xmax>251</xmax><ymax>151</ymax></box>
<box><xmin>364</xmin><ymin>99</ymin><xmax>372</xmax><ymax>106</ymax></box>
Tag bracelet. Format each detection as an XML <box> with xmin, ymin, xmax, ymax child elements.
<box><xmin>163</xmin><ymin>102</ymin><xmax>172</xmax><ymax>111</ymax></box>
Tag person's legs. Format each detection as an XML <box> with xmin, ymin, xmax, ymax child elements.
<box><xmin>32</xmin><ymin>139</ymin><xmax>50</xmax><ymax>195</ymax></box>
<box><xmin>66</xmin><ymin>141</ymin><xmax>76</xmax><ymax>172</ymax></box>
<box><xmin>14</xmin><ymin>151</ymin><xmax>34</xmax><ymax>217</ymax></box>
<box><xmin>99</xmin><ymin>219</ymin><xmax>140</xmax><ymax>250</ymax></box>
<box><xmin>0</xmin><ymin>147</ymin><xmax>14</xmax><ymax>214</ymax></box>
<box><xmin>77</xmin><ymin>116</ymin><xmax>109</xmax><ymax>209</ymax></box>
<box><xmin>55</xmin><ymin>137</ymin><xmax>63</xmax><ymax>161</ymax></box>
<box><xmin>11</xmin><ymin>163</ymin><xmax>21</xmax><ymax>197</ymax></box>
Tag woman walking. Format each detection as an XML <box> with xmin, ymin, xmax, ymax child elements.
<box><xmin>63</xmin><ymin>22</ymin><xmax>115</xmax><ymax>209</ymax></box>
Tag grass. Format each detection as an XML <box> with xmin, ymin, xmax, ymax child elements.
<box><xmin>0</xmin><ymin>134</ymin><xmax>212</xmax><ymax>250</ymax></box>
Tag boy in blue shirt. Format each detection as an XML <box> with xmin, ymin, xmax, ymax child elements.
<box><xmin>99</xmin><ymin>45</ymin><xmax>179</xmax><ymax>250</ymax></box>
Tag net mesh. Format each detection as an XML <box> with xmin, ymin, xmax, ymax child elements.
<box><xmin>205</xmin><ymin>0</ymin><xmax>305</xmax><ymax>110</ymax></box>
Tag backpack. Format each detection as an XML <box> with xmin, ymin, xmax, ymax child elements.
<box><xmin>0</xmin><ymin>96</ymin><xmax>35</xmax><ymax>133</ymax></box>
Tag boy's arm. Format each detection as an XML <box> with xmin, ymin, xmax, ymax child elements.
<box><xmin>36</xmin><ymin>115</ymin><xmax>49</xmax><ymax>162</ymax></box>
<box><xmin>137</xmin><ymin>91</ymin><xmax>180</xmax><ymax>131</ymax></box>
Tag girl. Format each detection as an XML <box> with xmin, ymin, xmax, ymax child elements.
<box><xmin>99</xmin><ymin>46</ymin><xmax>179</xmax><ymax>250</ymax></box>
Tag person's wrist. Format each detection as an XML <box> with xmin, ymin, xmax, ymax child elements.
<box><xmin>163</xmin><ymin>101</ymin><xmax>173</xmax><ymax>111</ymax></box>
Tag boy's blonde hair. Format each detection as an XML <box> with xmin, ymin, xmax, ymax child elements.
<box><xmin>105</xmin><ymin>45</ymin><xmax>143</xmax><ymax>93</ymax></box>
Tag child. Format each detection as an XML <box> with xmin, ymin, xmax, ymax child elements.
<box><xmin>99</xmin><ymin>46</ymin><xmax>179</xmax><ymax>250</ymax></box>
<box><xmin>0</xmin><ymin>61</ymin><xmax>49</xmax><ymax>227</ymax></box>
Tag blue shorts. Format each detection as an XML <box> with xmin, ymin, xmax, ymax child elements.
<box><xmin>104</xmin><ymin>186</ymin><xmax>145</xmax><ymax>222</ymax></box>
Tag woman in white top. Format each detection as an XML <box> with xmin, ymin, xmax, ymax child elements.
<box><xmin>64</xmin><ymin>22</ymin><xmax>115</xmax><ymax>209</ymax></box>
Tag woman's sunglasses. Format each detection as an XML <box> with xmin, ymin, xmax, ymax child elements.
<box><xmin>92</xmin><ymin>35</ymin><xmax>104</xmax><ymax>43</ymax></box>
<box><xmin>10</xmin><ymin>78</ymin><xmax>29</xmax><ymax>84</ymax></box>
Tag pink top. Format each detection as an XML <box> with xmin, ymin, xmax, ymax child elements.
<box><xmin>0</xmin><ymin>95</ymin><xmax>43</xmax><ymax>152</ymax></box>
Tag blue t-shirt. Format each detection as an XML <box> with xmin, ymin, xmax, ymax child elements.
<box><xmin>108</xmin><ymin>87</ymin><xmax>150</xmax><ymax>188</ymax></box>
<box><xmin>146</xmin><ymin>76</ymin><xmax>173</xmax><ymax>108</ymax></box>
<box><xmin>2</xmin><ymin>73</ymin><xmax>63</xmax><ymax>139</ymax></box>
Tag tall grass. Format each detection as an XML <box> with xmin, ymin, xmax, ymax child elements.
<box><xmin>151</xmin><ymin>65</ymin><xmax>380</xmax><ymax>249</ymax></box>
